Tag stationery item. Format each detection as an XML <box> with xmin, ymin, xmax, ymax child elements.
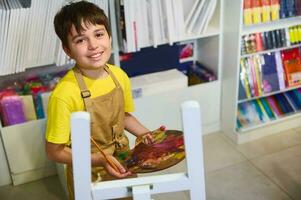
<box><xmin>244</xmin><ymin>0</ymin><xmax>253</xmax><ymax>25</ymax></box>
<box><xmin>281</xmin><ymin>47</ymin><xmax>301</xmax><ymax>87</ymax></box>
<box><xmin>247</xmin><ymin>101</ymin><xmax>262</xmax><ymax>124</ymax></box>
<box><xmin>237</xmin><ymin>105</ymin><xmax>250</xmax><ymax>126</ymax></box>
<box><xmin>238</xmin><ymin>77</ymin><xmax>247</xmax><ymax>100</ymax></box>
<box><xmin>241</xmin><ymin>37</ymin><xmax>247</xmax><ymax>55</ymax></box>
<box><xmin>117</xmin><ymin>130</ymin><xmax>185</xmax><ymax>173</ymax></box>
<box><xmin>252</xmin><ymin>100</ymin><xmax>268</xmax><ymax>122</ymax></box>
<box><xmin>188</xmin><ymin>62</ymin><xmax>217</xmax><ymax>85</ymax></box>
<box><xmin>245</xmin><ymin>35</ymin><xmax>251</xmax><ymax>54</ymax></box>
<box><xmin>289</xmin><ymin>27</ymin><xmax>296</xmax><ymax>45</ymax></box>
<box><xmin>253</xmin><ymin>56</ymin><xmax>263</xmax><ymax>96</ymax></box>
<box><xmin>265</xmin><ymin>31</ymin><xmax>272</xmax><ymax>49</ymax></box>
<box><xmin>240</xmin><ymin>58</ymin><xmax>252</xmax><ymax>98</ymax></box>
<box><xmin>274</xmin><ymin>93</ymin><xmax>295</xmax><ymax>114</ymax></box>
<box><xmin>280</xmin><ymin>28</ymin><xmax>287</xmax><ymax>47</ymax></box>
<box><xmin>261</xmin><ymin>32</ymin><xmax>268</xmax><ymax>50</ymax></box>
<box><xmin>252</xmin><ymin>0</ymin><xmax>263</xmax><ymax>24</ymax></box>
<box><xmin>249</xmin><ymin>57</ymin><xmax>259</xmax><ymax>96</ymax></box>
<box><xmin>244</xmin><ymin>58</ymin><xmax>255</xmax><ymax>96</ymax></box>
<box><xmin>266</xmin><ymin>96</ymin><xmax>282</xmax><ymax>116</ymax></box>
<box><xmin>279</xmin><ymin>0</ymin><xmax>288</xmax><ymax>18</ymax></box>
<box><xmin>284</xmin><ymin>92</ymin><xmax>301</xmax><ymax>110</ymax></box>
<box><xmin>20</xmin><ymin>95</ymin><xmax>37</xmax><ymax>121</ymax></box>
<box><xmin>274</xmin><ymin>51</ymin><xmax>286</xmax><ymax>90</ymax></box>
<box><xmin>271</xmin><ymin>0</ymin><xmax>280</xmax><ymax>20</ymax></box>
<box><xmin>262</xmin><ymin>0</ymin><xmax>271</xmax><ymax>22</ymax></box>
<box><xmin>273</xmin><ymin>30</ymin><xmax>279</xmax><ymax>48</ymax></box>
<box><xmin>295</xmin><ymin>0</ymin><xmax>301</xmax><ymax>15</ymax></box>
<box><xmin>270</xmin><ymin>30</ymin><xmax>277</xmax><ymax>49</ymax></box>
<box><xmin>255</xmin><ymin>32</ymin><xmax>264</xmax><ymax>51</ymax></box>
<box><xmin>41</xmin><ymin>92</ymin><xmax>51</xmax><ymax>118</ymax></box>
<box><xmin>0</xmin><ymin>95</ymin><xmax>26</xmax><ymax>126</ymax></box>
<box><xmin>275</xmin><ymin>29</ymin><xmax>282</xmax><ymax>47</ymax></box>
<box><xmin>293</xmin><ymin>89</ymin><xmax>301</xmax><ymax>105</ymax></box>
<box><xmin>260</xmin><ymin>98</ymin><xmax>276</xmax><ymax>119</ymax></box>
<box><xmin>261</xmin><ymin>53</ymin><xmax>280</xmax><ymax>93</ymax></box>
<box><xmin>286</xmin><ymin>0</ymin><xmax>296</xmax><ymax>17</ymax></box>
<box><xmin>297</xmin><ymin>26</ymin><xmax>301</xmax><ymax>43</ymax></box>
<box><xmin>285</xmin><ymin>28</ymin><xmax>291</xmax><ymax>46</ymax></box>
<box><xmin>256</xmin><ymin>99</ymin><xmax>270</xmax><ymax>120</ymax></box>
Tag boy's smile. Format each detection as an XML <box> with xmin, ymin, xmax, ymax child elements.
<box><xmin>64</xmin><ymin>22</ymin><xmax>112</xmax><ymax>78</ymax></box>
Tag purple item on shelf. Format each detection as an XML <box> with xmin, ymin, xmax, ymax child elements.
<box><xmin>0</xmin><ymin>96</ymin><xmax>26</xmax><ymax>126</ymax></box>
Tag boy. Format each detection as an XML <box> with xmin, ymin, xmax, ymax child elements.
<box><xmin>45</xmin><ymin>1</ymin><xmax>161</xmax><ymax>199</ymax></box>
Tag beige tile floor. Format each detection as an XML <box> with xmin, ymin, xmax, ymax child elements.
<box><xmin>0</xmin><ymin>128</ymin><xmax>300</xmax><ymax>200</ymax></box>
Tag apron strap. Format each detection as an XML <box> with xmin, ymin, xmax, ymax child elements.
<box><xmin>104</xmin><ymin>65</ymin><xmax>121</xmax><ymax>88</ymax></box>
<box><xmin>73</xmin><ymin>64</ymin><xmax>121</xmax><ymax>114</ymax></box>
<box><xmin>73</xmin><ymin>67</ymin><xmax>93</xmax><ymax>114</ymax></box>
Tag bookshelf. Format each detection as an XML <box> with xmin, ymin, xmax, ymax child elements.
<box><xmin>0</xmin><ymin>0</ymin><xmax>223</xmax><ymax>187</ymax></box>
<box><xmin>221</xmin><ymin>0</ymin><xmax>301</xmax><ymax>144</ymax></box>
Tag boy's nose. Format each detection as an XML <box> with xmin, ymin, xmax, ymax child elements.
<box><xmin>88</xmin><ymin>39</ymin><xmax>98</xmax><ymax>50</ymax></box>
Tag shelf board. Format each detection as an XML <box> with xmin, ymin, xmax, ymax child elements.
<box><xmin>180</xmin><ymin>26</ymin><xmax>220</xmax><ymax>42</ymax></box>
<box><xmin>241</xmin><ymin>43</ymin><xmax>301</xmax><ymax>58</ymax></box>
<box><xmin>237</xmin><ymin>111</ymin><xmax>301</xmax><ymax>133</ymax></box>
<box><xmin>1</xmin><ymin>118</ymin><xmax>46</xmax><ymax>130</ymax></box>
<box><xmin>241</xmin><ymin>16</ymin><xmax>301</xmax><ymax>35</ymax></box>
<box><xmin>238</xmin><ymin>85</ymin><xmax>301</xmax><ymax>103</ymax></box>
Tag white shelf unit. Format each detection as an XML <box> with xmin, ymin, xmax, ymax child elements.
<box><xmin>221</xmin><ymin>0</ymin><xmax>301</xmax><ymax>144</ymax></box>
<box><xmin>0</xmin><ymin>0</ymin><xmax>223</xmax><ymax>187</ymax></box>
<box><xmin>111</xmin><ymin>0</ymin><xmax>223</xmax><ymax>139</ymax></box>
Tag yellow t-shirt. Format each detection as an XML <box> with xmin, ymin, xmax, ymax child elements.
<box><xmin>45</xmin><ymin>64</ymin><xmax>134</xmax><ymax>144</ymax></box>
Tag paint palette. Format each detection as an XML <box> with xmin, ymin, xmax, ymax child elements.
<box><xmin>116</xmin><ymin>130</ymin><xmax>185</xmax><ymax>173</ymax></box>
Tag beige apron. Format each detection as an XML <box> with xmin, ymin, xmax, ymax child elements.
<box><xmin>66</xmin><ymin>65</ymin><xmax>131</xmax><ymax>200</ymax></box>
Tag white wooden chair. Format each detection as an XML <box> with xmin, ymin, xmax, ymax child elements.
<box><xmin>71</xmin><ymin>101</ymin><xmax>206</xmax><ymax>200</ymax></box>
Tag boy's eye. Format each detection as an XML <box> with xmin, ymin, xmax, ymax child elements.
<box><xmin>76</xmin><ymin>39</ymin><xmax>84</xmax><ymax>44</ymax></box>
<box><xmin>96</xmin><ymin>32</ymin><xmax>104</xmax><ymax>38</ymax></box>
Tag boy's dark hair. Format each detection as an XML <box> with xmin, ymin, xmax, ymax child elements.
<box><xmin>54</xmin><ymin>1</ymin><xmax>111</xmax><ymax>48</ymax></box>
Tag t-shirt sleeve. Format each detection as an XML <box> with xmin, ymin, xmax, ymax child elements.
<box><xmin>121</xmin><ymin>70</ymin><xmax>135</xmax><ymax>113</ymax></box>
<box><xmin>45</xmin><ymin>94</ymin><xmax>71</xmax><ymax>144</ymax></box>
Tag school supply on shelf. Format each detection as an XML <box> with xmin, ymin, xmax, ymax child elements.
<box><xmin>187</xmin><ymin>62</ymin><xmax>217</xmax><ymax>86</ymax></box>
<box><xmin>243</xmin><ymin>0</ymin><xmax>301</xmax><ymax>26</ymax></box>
<box><xmin>281</xmin><ymin>47</ymin><xmax>301</xmax><ymax>87</ymax></box>
<box><xmin>261</xmin><ymin>53</ymin><xmax>280</xmax><ymax>93</ymax></box>
<box><xmin>236</xmin><ymin>88</ymin><xmax>301</xmax><ymax>129</ymax></box>
<box><xmin>0</xmin><ymin>95</ymin><xmax>26</xmax><ymax>126</ymax></box>
<box><xmin>0</xmin><ymin>66</ymin><xmax>68</xmax><ymax>126</ymax></box>
<box><xmin>240</xmin><ymin>26</ymin><xmax>301</xmax><ymax>55</ymax></box>
<box><xmin>20</xmin><ymin>95</ymin><xmax>37</xmax><ymax>121</ymax></box>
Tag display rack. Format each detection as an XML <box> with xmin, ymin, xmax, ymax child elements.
<box><xmin>221</xmin><ymin>0</ymin><xmax>301</xmax><ymax>143</ymax></box>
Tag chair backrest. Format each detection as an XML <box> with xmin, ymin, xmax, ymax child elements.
<box><xmin>71</xmin><ymin>100</ymin><xmax>206</xmax><ymax>200</ymax></box>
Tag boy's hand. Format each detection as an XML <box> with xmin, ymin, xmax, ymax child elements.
<box><xmin>138</xmin><ymin>125</ymin><xmax>166</xmax><ymax>145</ymax></box>
<box><xmin>103</xmin><ymin>155</ymin><xmax>132</xmax><ymax>178</ymax></box>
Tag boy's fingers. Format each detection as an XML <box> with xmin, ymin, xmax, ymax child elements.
<box><xmin>154</xmin><ymin>125</ymin><xmax>166</xmax><ymax>132</ymax></box>
<box><xmin>159</xmin><ymin>125</ymin><xmax>166</xmax><ymax>130</ymax></box>
<box><xmin>106</xmin><ymin>165</ymin><xmax>131</xmax><ymax>178</ymax></box>
<box><xmin>110</xmin><ymin>156</ymin><xmax>128</xmax><ymax>174</ymax></box>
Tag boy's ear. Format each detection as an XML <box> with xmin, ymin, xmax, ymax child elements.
<box><xmin>63</xmin><ymin>45</ymin><xmax>73</xmax><ymax>58</ymax></box>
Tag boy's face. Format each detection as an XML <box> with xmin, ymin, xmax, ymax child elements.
<box><xmin>64</xmin><ymin>22</ymin><xmax>112</xmax><ymax>70</ymax></box>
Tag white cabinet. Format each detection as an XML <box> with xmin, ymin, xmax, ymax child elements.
<box><xmin>221</xmin><ymin>0</ymin><xmax>301</xmax><ymax>144</ymax></box>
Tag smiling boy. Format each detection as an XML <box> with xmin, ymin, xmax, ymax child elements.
<box><xmin>45</xmin><ymin>1</ymin><xmax>157</xmax><ymax>199</ymax></box>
